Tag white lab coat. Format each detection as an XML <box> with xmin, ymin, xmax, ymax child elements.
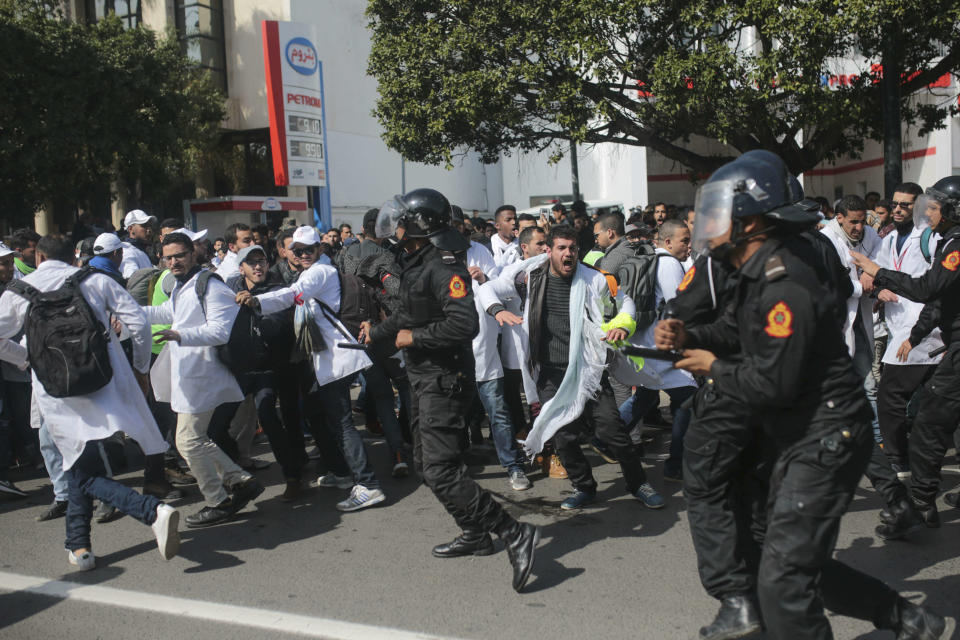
<box><xmin>478</xmin><ymin>255</ymin><xmax>634</xmax><ymax>405</ymax></box>
<box><xmin>820</xmin><ymin>223</ymin><xmax>881</xmax><ymax>357</ymax></box>
<box><xmin>875</xmin><ymin>227</ymin><xmax>944</xmax><ymax>366</ymax></box>
<box><xmin>467</xmin><ymin>241</ymin><xmax>503</xmax><ymax>382</ymax></box>
<box><xmin>479</xmin><ymin>259</ymin><xmax>526</xmax><ymax>371</ymax></box>
<box><xmin>490</xmin><ymin>234</ymin><xmax>521</xmax><ymax>268</ymax></box>
<box><xmin>145</xmin><ymin>269</ymin><xmax>244</xmax><ymax>413</ymax></box>
<box><xmin>120</xmin><ymin>242</ymin><xmax>153</xmax><ymax>279</ymax></box>
<box><xmin>256</xmin><ymin>262</ymin><xmax>371</xmax><ymax>387</ymax></box>
<box><xmin>215</xmin><ymin>250</ymin><xmax>241</xmax><ymax>282</ymax></box>
<box><xmin>625</xmin><ymin>249</ymin><xmax>696</xmax><ymax>390</ymax></box>
<box><xmin>0</xmin><ymin>261</ymin><xmax>167</xmax><ymax>470</ymax></box>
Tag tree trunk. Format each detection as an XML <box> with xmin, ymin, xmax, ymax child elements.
<box><xmin>881</xmin><ymin>33</ymin><xmax>902</xmax><ymax>198</ymax></box>
<box><xmin>570</xmin><ymin>140</ymin><xmax>581</xmax><ymax>201</ymax></box>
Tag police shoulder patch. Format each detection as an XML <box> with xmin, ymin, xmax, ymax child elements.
<box><xmin>677</xmin><ymin>265</ymin><xmax>696</xmax><ymax>292</ymax></box>
<box><xmin>449</xmin><ymin>274</ymin><xmax>468</xmax><ymax>298</ymax></box>
<box><xmin>764</xmin><ymin>301</ymin><xmax>794</xmax><ymax>338</ymax></box>
<box><xmin>941</xmin><ymin>250</ymin><xmax>960</xmax><ymax>272</ymax></box>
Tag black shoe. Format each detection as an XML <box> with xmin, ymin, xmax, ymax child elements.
<box><xmin>184</xmin><ymin>501</ymin><xmax>235</xmax><ymax>528</ymax></box>
<box><xmin>699</xmin><ymin>594</ymin><xmax>763</xmax><ymax>640</ymax></box>
<box><xmin>94</xmin><ymin>501</ymin><xmax>122</xmax><ymax>524</ymax></box>
<box><xmin>502</xmin><ymin>522</ymin><xmax>539</xmax><ymax>593</ymax></box>
<box><xmin>229</xmin><ymin>478</ymin><xmax>265</xmax><ymax>513</ymax></box>
<box><xmin>143</xmin><ymin>481</ymin><xmax>186</xmax><ymax>501</ymax></box>
<box><xmin>279</xmin><ymin>479</ymin><xmax>302</xmax><ymax>503</ymax></box>
<box><xmin>876</xmin><ymin>500</ymin><xmax>926</xmax><ymax>541</ymax></box>
<box><xmin>879</xmin><ymin>507</ymin><xmax>896</xmax><ymax>525</ymax></box>
<box><xmin>944</xmin><ymin>492</ymin><xmax>960</xmax><ymax>509</ymax></box>
<box><xmin>36</xmin><ymin>500</ymin><xmax>68</xmax><ymax>522</ymax></box>
<box><xmin>912</xmin><ymin>498</ymin><xmax>940</xmax><ymax>528</ymax></box>
<box><xmin>432</xmin><ymin>532</ymin><xmax>495</xmax><ymax>558</ymax></box>
<box><xmin>895</xmin><ymin>600</ymin><xmax>954</xmax><ymax>640</ymax></box>
<box><xmin>0</xmin><ymin>479</ymin><xmax>28</xmax><ymax>499</ymax></box>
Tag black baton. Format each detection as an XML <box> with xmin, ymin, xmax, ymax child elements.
<box><xmin>621</xmin><ymin>345</ymin><xmax>684</xmax><ymax>363</ymax></box>
<box><xmin>337</xmin><ymin>342</ymin><xmax>368</xmax><ymax>350</ymax></box>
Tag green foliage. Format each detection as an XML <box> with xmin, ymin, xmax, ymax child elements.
<box><xmin>367</xmin><ymin>0</ymin><xmax>960</xmax><ymax>175</ymax></box>
<box><xmin>0</xmin><ymin>0</ymin><xmax>225</xmax><ymax>218</ymax></box>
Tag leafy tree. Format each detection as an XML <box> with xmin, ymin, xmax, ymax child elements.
<box><xmin>367</xmin><ymin>0</ymin><xmax>960</xmax><ymax>176</ymax></box>
<box><xmin>0</xmin><ymin>0</ymin><xmax>225</xmax><ymax>226</ymax></box>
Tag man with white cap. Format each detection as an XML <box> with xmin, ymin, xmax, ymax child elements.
<box><xmin>121</xmin><ymin>210</ymin><xmax>157</xmax><ymax>278</ymax></box>
<box><xmin>245</xmin><ymin>225</ymin><xmax>385</xmax><ymax>512</ymax></box>
<box><xmin>90</xmin><ymin>233</ymin><xmax>125</xmax><ymax>281</ymax></box>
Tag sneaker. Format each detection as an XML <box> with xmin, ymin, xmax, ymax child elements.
<box><xmin>589</xmin><ymin>437</ymin><xmax>619</xmax><ymax>464</ymax></box>
<box><xmin>336</xmin><ymin>485</ymin><xmax>386</xmax><ymax>512</ymax></box>
<box><xmin>36</xmin><ymin>500</ymin><xmax>68</xmax><ymax>522</ymax></box>
<box><xmin>67</xmin><ymin>548</ymin><xmax>96</xmax><ymax>571</ymax></box>
<box><xmin>560</xmin><ymin>490</ymin><xmax>596</xmax><ymax>510</ymax></box>
<box><xmin>548</xmin><ymin>454</ymin><xmax>568</xmax><ymax>479</ymax></box>
<box><xmin>634</xmin><ymin>483</ymin><xmax>665</xmax><ymax>509</ymax></box>
<box><xmin>0</xmin><ymin>479</ymin><xmax>28</xmax><ymax>499</ymax></box>
<box><xmin>314</xmin><ymin>473</ymin><xmax>353</xmax><ymax>490</ymax></box>
<box><xmin>306</xmin><ymin>446</ymin><xmax>323</xmax><ymax>460</ymax></box>
<box><xmin>151</xmin><ymin>504</ymin><xmax>180</xmax><ymax>560</ymax></box>
<box><xmin>509</xmin><ymin>469</ymin><xmax>532</xmax><ymax>491</ymax></box>
<box><xmin>94</xmin><ymin>501</ymin><xmax>122</xmax><ymax>524</ymax></box>
<box><xmin>392</xmin><ymin>452</ymin><xmax>409</xmax><ymax>478</ymax></box>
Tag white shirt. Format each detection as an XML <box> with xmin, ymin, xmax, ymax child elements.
<box><xmin>120</xmin><ymin>241</ymin><xmax>153</xmax><ymax>278</ymax></box>
<box><xmin>490</xmin><ymin>234</ymin><xmax>520</xmax><ymax>268</ymax></box>
<box><xmin>875</xmin><ymin>226</ymin><xmax>944</xmax><ymax>366</ymax></box>
<box><xmin>466</xmin><ymin>241</ymin><xmax>503</xmax><ymax>382</ymax></box>
<box><xmin>0</xmin><ymin>261</ymin><xmax>167</xmax><ymax>469</ymax></box>
<box><xmin>215</xmin><ymin>250</ymin><xmax>241</xmax><ymax>282</ymax></box>
<box><xmin>820</xmin><ymin>223</ymin><xmax>881</xmax><ymax>357</ymax></box>
<box><xmin>145</xmin><ymin>269</ymin><xmax>244</xmax><ymax>413</ymax></box>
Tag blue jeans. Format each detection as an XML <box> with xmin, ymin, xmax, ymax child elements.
<box><xmin>39</xmin><ymin>419</ymin><xmax>69</xmax><ymax>502</ymax></box>
<box><xmin>477</xmin><ymin>377</ymin><xmax>526</xmax><ymax>472</ymax></box>
<box><xmin>65</xmin><ymin>439</ymin><xmax>161</xmax><ymax>551</ymax></box>
<box><xmin>620</xmin><ymin>385</ymin><xmax>697</xmax><ymax>477</ymax></box>
<box><xmin>306</xmin><ymin>376</ymin><xmax>379</xmax><ymax>490</ymax></box>
<box><xmin>362</xmin><ymin>359</ymin><xmax>408</xmax><ymax>457</ymax></box>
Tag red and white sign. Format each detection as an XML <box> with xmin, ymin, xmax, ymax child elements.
<box><xmin>262</xmin><ymin>21</ymin><xmax>329</xmax><ymax>187</ymax></box>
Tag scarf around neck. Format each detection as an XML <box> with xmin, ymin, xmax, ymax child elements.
<box><xmin>14</xmin><ymin>257</ymin><xmax>35</xmax><ymax>275</ymax></box>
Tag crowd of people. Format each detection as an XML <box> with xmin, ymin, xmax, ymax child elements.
<box><xmin>0</xmin><ymin>152</ymin><xmax>958</xmax><ymax>638</ymax></box>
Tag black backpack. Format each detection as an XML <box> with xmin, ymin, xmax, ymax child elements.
<box><xmin>195</xmin><ymin>270</ymin><xmax>271</xmax><ymax>376</ymax></box>
<box><xmin>335</xmin><ymin>271</ymin><xmax>381</xmax><ymax>338</ymax></box>
<box><xmin>8</xmin><ymin>267</ymin><xmax>114</xmax><ymax>398</ymax></box>
<box><xmin>617</xmin><ymin>252</ymin><xmax>681</xmax><ymax>330</ymax></box>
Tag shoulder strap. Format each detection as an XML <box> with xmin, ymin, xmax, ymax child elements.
<box><xmin>920</xmin><ymin>227</ymin><xmax>933</xmax><ymax>263</ymax></box>
<box><xmin>6</xmin><ymin>279</ymin><xmax>40</xmax><ymax>303</ymax></box>
<box><xmin>316</xmin><ymin>299</ymin><xmax>355</xmax><ymax>342</ymax></box>
<box><xmin>195</xmin><ymin>270</ymin><xmax>222</xmax><ymax>317</ymax></box>
<box><xmin>65</xmin><ymin>265</ymin><xmax>97</xmax><ymax>287</ymax></box>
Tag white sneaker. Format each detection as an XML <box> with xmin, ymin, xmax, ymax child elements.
<box><xmin>67</xmin><ymin>549</ymin><xmax>96</xmax><ymax>571</ymax></box>
<box><xmin>509</xmin><ymin>470</ymin><xmax>532</xmax><ymax>491</ymax></box>
<box><xmin>314</xmin><ymin>474</ymin><xmax>353</xmax><ymax>490</ymax></box>
<box><xmin>336</xmin><ymin>485</ymin><xmax>386</xmax><ymax>512</ymax></box>
<box><xmin>151</xmin><ymin>504</ymin><xmax>180</xmax><ymax>560</ymax></box>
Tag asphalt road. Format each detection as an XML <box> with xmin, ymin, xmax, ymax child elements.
<box><xmin>1</xmin><ymin>425</ymin><xmax>958</xmax><ymax>640</ymax></box>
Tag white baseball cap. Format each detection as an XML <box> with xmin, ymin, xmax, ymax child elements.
<box><xmin>93</xmin><ymin>233</ymin><xmax>123</xmax><ymax>255</ymax></box>
<box><xmin>291</xmin><ymin>226</ymin><xmax>321</xmax><ymax>247</ymax></box>
<box><xmin>0</xmin><ymin>242</ymin><xmax>13</xmax><ymax>258</ymax></box>
<box><xmin>124</xmin><ymin>209</ymin><xmax>157</xmax><ymax>229</ymax></box>
<box><xmin>171</xmin><ymin>227</ymin><xmax>208</xmax><ymax>242</ymax></box>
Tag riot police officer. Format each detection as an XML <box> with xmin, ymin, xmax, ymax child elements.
<box><xmin>657</xmin><ymin>154</ymin><xmax>949</xmax><ymax>639</ymax></box>
<box><xmin>852</xmin><ymin>175</ymin><xmax>960</xmax><ymax>522</ymax></box>
<box><xmin>362</xmin><ymin>188</ymin><xmax>538</xmax><ymax>593</ymax></box>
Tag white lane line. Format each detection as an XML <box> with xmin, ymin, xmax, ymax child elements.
<box><xmin>0</xmin><ymin>571</ymin><xmax>459</xmax><ymax>640</ymax></box>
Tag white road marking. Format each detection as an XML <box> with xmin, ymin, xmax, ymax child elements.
<box><xmin>0</xmin><ymin>571</ymin><xmax>459</xmax><ymax>640</ymax></box>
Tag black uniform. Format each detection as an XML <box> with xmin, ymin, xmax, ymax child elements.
<box><xmin>686</xmin><ymin>238</ymin><xmax>905</xmax><ymax>640</ymax></box>
<box><xmin>370</xmin><ymin>242</ymin><xmax>515</xmax><ymax>536</ymax></box>
<box><xmin>873</xmin><ymin>225</ymin><xmax>960</xmax><ymax>509</ymax></box>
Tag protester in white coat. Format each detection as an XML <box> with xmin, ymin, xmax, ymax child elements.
<box><xmin>251</xmin><ymin>226</ymin><xmax>385</xmax><ymax>512</ymax></box>
<box><xmin>0</xmin><ymin>235</ymin><xmax>179</xmax><ymax>571</ymax></box>
<box><xmin>146</xmin><ymin>232</ymin><xmax>263</xmax><ymax>529</ymax></box>
<box><xmin>490</xmin><ymin>205</ymin><xmax>521</xmax><ymax>268</ymax></box>
<box><xmin>120</xmin><ymin>209</ymin><xmax>157</xmax><ymax>278</ymax></box>
<box><xmin>871</xmin><ymin>183</ymin><xmax>945</xmax><ymax>474</ymax></box>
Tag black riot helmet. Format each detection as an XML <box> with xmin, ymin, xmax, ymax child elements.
<box><xmin>916</xmin><ymin>176</ymin><xmax>960</xmax><ymax>229</ymax></box>
<box><xmin>376</xmin><ymin>188</ymin><xmax>469</xmax><ymax>252</ymax></box>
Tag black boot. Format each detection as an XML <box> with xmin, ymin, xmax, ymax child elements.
<box><xmin>432</xmin><ymin>531</ymin><xmax>495</xmax><ymax>558</ymax></box>
<box><xmin>699</xmin><ymin>594</ymin><xmax>762</xmax><ymax>640</ymax></box>
<box><xmin>944</xmin><ymin>492</ymin><xmax>960</xmax><ymax>508</ymax></box>
<box><xmin>500</xmin><ymin>521</ymin><xmax>539</xmax><ymax>592</ymax></box>
<box><xmin>891</xmin><ymin>598</ymin><xmax>953</xmax><ymax>640</ymax></box>
<box><xmin>912</xmin><ymin>498</ymin><xmax>940</xmax><ymax>528</ymax></box>
<box><xmin>875</xmin><ymin>500</ymin><xmax>926</xmax><ymax>541</ymax></box>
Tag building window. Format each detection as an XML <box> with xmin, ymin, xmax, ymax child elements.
<box><xmin>175</xmin><ymin>0</ymin><xmax>228</xmax><ymax>93</ymax></box>
<box><xmin>85</xmin><ymin>0</ymin><xmax>141</xmax><ymax>28</ymax></box>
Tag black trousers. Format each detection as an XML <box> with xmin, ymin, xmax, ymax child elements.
<box><xmin>408</xmin><ymin>366</ymin><xmax>513</xmax><ymax>536</ymax></box>
<box><xmin>536</xmin><ymin>368</ymin><xmax>646</xmax><ymax>494</ymax></box>
<box><xmin>502</xmin><ymin>368</ymin><xmax>528</xmax><ymax>435</ymax></box>
<box><xmin>758</xmin><ymin>421</ymin><xmax>900</xmax><ymax>640</ymax></box>
<box><xmin>877</xmin><ymin>363</ymin><xmax>935</xmax><ymax>466</ymax></box>
<box><xmin>908</xmin><ymin>345</ymin><xmax>960</xmax><ymax>505</ymax></box>
<box><xmin>683</xmin><ymin>385</ymin><xmax>769</xmax><ymax>600</ymax></box>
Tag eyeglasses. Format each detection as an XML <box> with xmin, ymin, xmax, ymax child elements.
<box><xmin>162</xmin><ymin>251</ymin><xmax>190</xmax><ymax>263</ymax></box>
<box><xmin>243</xmin><ymin>258</ymin><xmax>268</xmax><ymax>267</ymax></box>
<box><xmin>293</xmin><ymin>246</ymin><xmax>318</xmax><ymax>257</ymax></box>
<box><xmin>891</xmin><ymin>201</ymin><xmax>915</xmax><ymax>209</ymax></box>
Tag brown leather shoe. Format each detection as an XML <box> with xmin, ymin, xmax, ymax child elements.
<box><xmin>549</xmin><ymin>454</ymin><xmax>568</xmax><ymax>479</ymax></box>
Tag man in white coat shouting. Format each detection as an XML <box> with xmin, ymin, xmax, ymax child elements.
<box><xmin>0</xmin><ymin>235</ymin><xmax>179</xmax><ymax>571</ymax></box>
<box><xmin>146</xmin><ymin>232</ymin><xmax>264</xmax><ymax>528</ymax></box>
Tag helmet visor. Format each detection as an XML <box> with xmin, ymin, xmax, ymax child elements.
<box><xmin>913</xmin><ymin>193</ymin><xmax>943</xmax><ymax>231</ymax></box>
<box><xmin>375</xmin><ymin>195</ymin><xmax>408</xmax><ymax>240</ymax></box>
<box><xmin>691</xmin><ymin>181</ymin><xmax>735</xmax><ymax>255</ymax></box>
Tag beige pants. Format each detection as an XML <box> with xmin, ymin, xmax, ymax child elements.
<box><xmin>176</xmin><ymin>409</ymin><xmax>250</xmax><ymax>507</ymax></box>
